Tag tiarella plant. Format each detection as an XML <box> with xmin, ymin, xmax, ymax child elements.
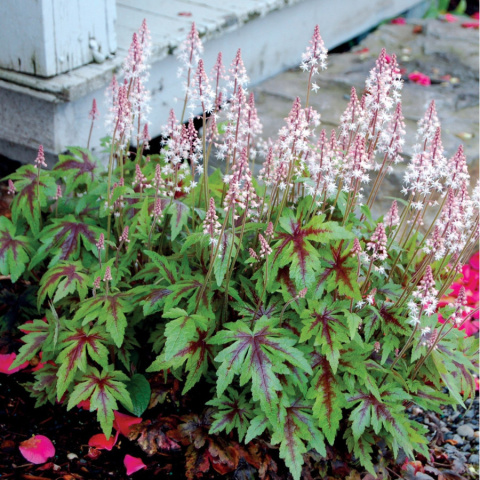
<box><xmin>1</xmin><ymin>20</ymin><xmax>478</xmax><ymax>479</ymax></box>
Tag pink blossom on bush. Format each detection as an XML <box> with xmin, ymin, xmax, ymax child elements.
<box><xmin>408</xmin><ymin>71</ymin><xmax>431</xmax><ymax>85</ymax></box>
<box><xmin>438</xmin><ymin>252</ymin><xmax>479</xmax><ymax>337</ymax></box>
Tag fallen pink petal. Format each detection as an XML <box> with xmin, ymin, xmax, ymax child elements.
<box><xmin>114</xmin><ymin>411</ymin><xmax>143</xmax><ymax>437</ymax></box>
<box><xmin>391</xmin><ymin>17</ymin><xmax>406</xmax><ymax>24</ymax></box>
<box><xmin>0</xmin><ymin>353</ymin><xmax>29</xmax><ymax>374</ymax></box>
<box><xmin>461</xmin><ymin>21</ymin><xmax>479</xmax><ymax>29</ymax></box>
<box><xmin>77</xmin><ymin>399</ymin><xmax>91</xmax><ymax>410</ymax></box>
<box><xmin>443</xmin><ymin>13</ymin><xmax>457</xmax><ymax>22</ymax></box>
<box><xmin>19</xmin><ymin>435</ymin><xmax>55</xmax><ymax>464</ymax></box>
<box><xmin>88</xmin><ymin>432</ymin><xmax>119</xmax><ymax>451</ymax></box>
<box><xmin>124</xmin><ymin>454</ymin><xmax>146</xmax><ymax>475</ymax></box>
<box><xmin>408</xmin><ymin>71</ymin><xmax>431</xmax><ymax>85</ymax></box>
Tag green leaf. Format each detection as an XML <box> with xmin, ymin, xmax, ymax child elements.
<box><xmin>170</xmin><ymin>201</ymin><xmax>188</xmax><ymax>241</ymax></box>
<box><xmin>56</xmin><ymin>323</ymin><xmax>110</xmax><ymax>399</ymax></box>
<box><xmin>7</xmin><ymin>165</ymin><xmax>57</xmax><ymax>235</ymax></box>
<box><xmin>271</xmin><ymin>398</ymin><xmax>326</xmax><ymax>480</ymax></box>
<box><xmin>207</xmin><ymin>388</ymin><xmax>253</xmax><ymax>441</ymax></box>
<box><xmin>53</xmin><ymin>147</ymin><xmax>98</xmax><ymax>194</ymax></box>
<box><xmin>37</xmin><ymin>261</ymin><xmax>88</xmax><ymax>308</ymax></box>
<box><xmin>126</xmin><ymin>374</ymin><xmax>151</xmax><ymax>416</ymax></box>
<box><xmin>210</xmin><ymin>317</ymin><xmax>312</xmax><ymax>421</ymax></box>
<box><xmin>308</xmin><ymin>355</ymin><xmax>345</xmax><ymax>444</ymax></box>
<box><xmin>0</xmin><ymin>216</ymin><xmax>32</xmax><ymax>283</ymax></box>
<box><xmin>68</xmin><ymin>366</ymin><xmax>132</xmax><ymax>438</ymax></box>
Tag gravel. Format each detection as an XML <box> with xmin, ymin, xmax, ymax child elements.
<box><xmin>409</xmin><ymin>393</ymin><xmax>479</xmax><ymax>475</ymax></box>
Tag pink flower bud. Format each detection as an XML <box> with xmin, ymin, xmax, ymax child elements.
<box><xmin>34</xmin><ymin>145</ymin><xmax>47</xmax><ymax>169</ymax></box>
<box><xmin>7</xmin><ymin>179</ymin><xmax>16</xmax><ymax>195</ymax></box>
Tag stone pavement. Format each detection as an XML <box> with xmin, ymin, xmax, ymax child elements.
<box><xmin>251</xmin><ymin>17</ymin><xmax>479</xmax><ymax>217</ymax></box>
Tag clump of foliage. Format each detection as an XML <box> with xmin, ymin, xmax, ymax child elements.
<box><xmin>1</xmin><ymin>20</ymin><xmax>478</xmax><ymax>479</ymax></box>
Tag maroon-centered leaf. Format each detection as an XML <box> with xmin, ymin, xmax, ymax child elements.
<box><xmin>0</xmin><ymin>216</ymin><xmax>32</xmax><ymax>282</ymax></box>
<box><xmin>273</xmin><ymin>210</ymin><xmax>351</xmax><ymax>288</ymax></box>
<box><xmin>30</xmin><ymin>215</ymin><xmax>104</xmax><ymax>268</ymax></box>
<box><xmin>6</xmin><ymin>165</ymin><xmax>57</xmax><ymax>235</ymax></box>
<box><xmin>164</xmin><ymin>275</ymin><xmax>212</xmax><ymax>312</ymax></box>
<box><xmin>53</xmin><ymin>147</ymin><xmax>97</xmax><ymax>194</ymax></box>
<box><xmin>210</xmin><ymin>317</ymin><xmax>312</xmax><ymax>422</ymax></box>
<box><xmin>56</xmin><ymin>324</ymin><xmax>110</xmax><ymax>399</ymax></box>
<box><xmin>317</xmin><ymin>242</ymin><xmax>361</xmax><ymax>300</ymax></box>
<box><xmin>300</xmin><ymin>298</ymin><xmax>349</xmax><ymax>373</ymax></box>
<box><xmin>307</xmin><ymin>355</ymin><xmax>345</xmax><ymax>444</ymax></box>
<box><xmin>67</xmin><ymin>366</ymin><xmax>133</xmax><ymax>438</ymax></box>
<box><xmin>73</xmin><ymin>292</ymin><xmax>134</xmax><ymax>347</ymax></box>
<box><xmin>346</xmin><ymin>388</ymin><xmax>409</xmax><ymax>444</ymax></box>
<box><xmin>37</xmin><ymin>261</ymin><xmax>88</xmax><ymax>308</ymax></box>
<box><xmin>270</xmin><ymin>397</ymin><xmax>326</xmax><ymax>480</ymax></box>
<box><xmin>147</xmin><ymin>309</ymin><xmax>213</xmax><ymax>394</ymax></box>
<box><xmin>207</xmin><ymin>388</ymin><xmax>253</xmax><ymax>441</ymax></box>
<box><xmin>23</xmin><ymin>363</ymin><xmax>59</xmax><ymax>407</ymax></box>
<box><xmin>11</xmin><ymin>318</ymin><xmax>55</xmax><ymax>369</ymax></box>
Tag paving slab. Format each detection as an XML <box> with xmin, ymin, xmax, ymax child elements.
<box><xmin>251</xmin><ymin>18</ymin><xmax>479</xmax><ymax>218</ymax></box>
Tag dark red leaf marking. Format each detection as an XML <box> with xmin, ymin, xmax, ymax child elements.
<box><xmin>54</xmin><ymin>151</ymin><xmax>96</xmax><ymax>181</ymax></box>
<box><xmin>39</xmin><ymin>264</ymin><xmax>83</xmax><ymax>299</ymax></box>
<box><xmin>0</xmin><ymin>230</ymin><xmax>25</xmax><ymax>261</ymax></box>
<box><xmin>53</xmin><ymin>222</ymin><xmax>96</xmax><ymax>260</ymax></box>
<box><xmin>274</xmin><ymin>218</ymin><xmax>330</xmax><ymax>283</ymax></box>
<box><xmin>316</xmin><ymin>244</ymin><xmax>355</xmax><ymax>293</ymax></box>
<box><xmin>63</xmin><ymin>328</ymin><xmax>107</xmax><ymax>374</ymax></box>
<box><xmin>313</xmin><ymin>356</ymin><xmax>336</xmax><ymax>429</ymax></box>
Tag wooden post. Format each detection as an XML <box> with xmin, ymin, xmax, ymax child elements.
<box><xmin>0</xmin><ymin>0</ymin><xmax>116</xmax><ymax>78</ymax></box>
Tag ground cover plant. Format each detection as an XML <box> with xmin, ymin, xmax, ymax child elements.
<box><xmin>0</xmin><ymin>20</ymin><xmax>478</xmax><ymax>479</ymax></box>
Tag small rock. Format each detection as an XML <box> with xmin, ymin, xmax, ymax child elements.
<box><xmin>474</xmin><ymin>431</ymin><xmax>479</xmax><ymax>438</ymax></box>
<box><xmin>412</xmin><ymin>407</ymin><xmax>423</xmax><ymax>416</ymax></box>
<box><xmin>450</xmin><ymin>412</ymin><xmax>461</xmax><ymax>422</ymax></box>
<box><xmin>457</xmin><ymin>424</ymin><xmax>475</xmax><ymax>438</ymax></box>
<box><xmin>414</xmin><ymin>473</ymin><xmax>435</xmax><ymax>480</ymax></box>
<box><xmin>465</xmin><ymin>409</ymin><xmax>475</xmax><ymax>419</ymax></box>
<box><xmin>469</xmin><ymin>454</ymin><xmax>479</xmax><ymax>464</ymax></box>
<box><xmin>453</xmin><ymin>434</ymin><xmax>465</xmax><ymax>445</ymax></box>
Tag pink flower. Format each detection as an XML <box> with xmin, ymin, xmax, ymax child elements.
<box><xmin>391</xmin><ymin>17</ymin><xmax>406</xmax><ymax>24</ymax></box>
<box><xmin>124</xmin><ymin>454</ymin><xmax>146</xmax><ymax>475</ymax></box>
<box><xmin>408</xmin><ymin>71</ymin><xmax>431</xmax><ymax>86</ymax></box>
<box><xmin>19</xmin><ymin>435</ymin><xmax>55</xmax><ymax>464</ymax></box>
<box><xmin>89</xmin><ymin>98</ymin><xmax>99</xmax><ymax>121</ymax></box>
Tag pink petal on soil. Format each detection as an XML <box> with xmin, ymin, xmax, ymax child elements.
<box><xmin>77</xmin><ymin>399</ymin><xmax>91</xmax><ymax>410</ymax></box>
<box><xmin>124</xmin><ymin>454</ymin><xmax>146</xmax><ymax>475</ymax></box>
<box><xmin>19</xmin><ymin>435</ymin><xmax>55</xmax><ymax>464</ymax></box>
<box><xmin>114</xmin><ymin>411</ymin><xmax>143</xmax><ymax>437</ymax></box>
<box><xmin>0</xmin><ymin>353</ymin><xmax>29</xmax><ymax>374</ymax></box>
<box><xmin>88</xmin><ymin>432</ymin><xmax>119</xmax><ymax>451</ymax></box>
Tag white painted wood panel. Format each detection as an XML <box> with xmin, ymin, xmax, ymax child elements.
<box><xmin>0</xmin><ymin>0</ymin><xmax>117</xmax><ymax>77</ymax></box>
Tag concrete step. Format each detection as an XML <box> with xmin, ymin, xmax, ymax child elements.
<box><xmin>0</xmin><ymin>0</ymin><xmax>428</xmax><ymax>164</ymax></box>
